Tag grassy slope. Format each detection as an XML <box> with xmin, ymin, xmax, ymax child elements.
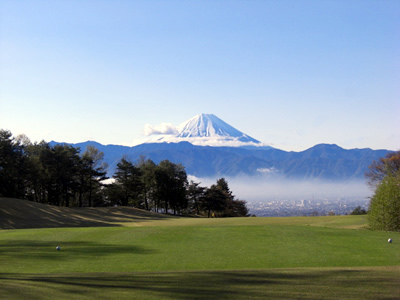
<box><xmin>1</xmin><ymin>197</ymin><xmax>399</xmax><ymax>299</ymax></box>
<box><xmin>0</xmin><ymin>197</ymin><xmax>368</xmax><ymax>229</ymax></box>
<box><xmin>0</xmin><ymin>197</ymin><xmax>177</xmax><ymax>229</ymax></box>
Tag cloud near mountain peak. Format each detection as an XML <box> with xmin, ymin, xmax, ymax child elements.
<box><xmin>143</xmin><ymin>123</ymin><xmax>179</xmax><ymax>136</ymax></box>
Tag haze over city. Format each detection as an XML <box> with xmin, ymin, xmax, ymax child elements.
<box><xmin>1</xmin><ymin>0</ymin><xmax>399</xmax><ymax>152</ymax></box>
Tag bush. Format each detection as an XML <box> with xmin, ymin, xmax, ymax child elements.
<box><xmin>350</xmin><ymin>206</ymin><xmax>367</xmax><ymax>215</ymax></box>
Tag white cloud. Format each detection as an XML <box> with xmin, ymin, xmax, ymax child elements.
<box><xmin>256</xmin><ymin>167</ymin><xmax>279</xmax><ymax>174</ymax></box>
<box><xmin>146</xmin><ymin>136</ymin><xmax>270</xmax><ymax>147</ymax></box>
<box><xmin>143</xmin><ymin>123</ymin><xmax>179</xmax><ymax>136</ymax></box>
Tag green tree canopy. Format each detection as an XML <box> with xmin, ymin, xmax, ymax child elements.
<box><xmin>80</xmin><ymin>146</ymin><xmax>108</xmax><ymax>207</ymax></box>
<box><xmin>350</xmin><ymin>206</ymin><xmax>367</xmax><ymax>215</ymax></box>
<box><xmin>187</xmin><ymin>180</ymin><xmax>206</xmax><ymax>215</ymax></box>
<box><xmin>0</xmin><ymin>130</ymin><xmax>25</xmax><ymax>198</ymax></box>
<box><xmin>368</xmin><ymin>173</ymin><xmax>400</xmax><ymax>231</ymax></box>
<box><xmin>201</xmin><ymin>184</ymin><xmax>227</xmax><ymax>218</ymax></box>
<box><xmin>154</xmin><ymin>160</ymin><xmax>188</xmax><ymax>214</ymax></box>
<box><xmin>137</xmin><ymin>157</ymin><xmax>157</xmax><ymax>211</ymax></box>
<box><xmin>111</xmin><ymin>157</ymin><xmax>142</xmax><ymax>206</ymax></box>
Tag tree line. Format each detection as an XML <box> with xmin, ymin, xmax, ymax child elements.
<box><xmin>0</xmin><ymin>129</ymin><xmax>249</xmax><ymax>217</ymax></box>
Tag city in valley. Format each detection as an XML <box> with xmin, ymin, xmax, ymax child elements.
<box><xmin>226</xmin><ymin>178</ymin><xmax>371</xmax><ymax>217</ymax></box>
<box><xmin>247</xmin><ymin>197</ymin><xmax>369</xmax><ymax>217</ymax></box>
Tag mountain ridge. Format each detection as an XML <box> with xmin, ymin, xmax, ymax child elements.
<box><xmin>50</xmin><ymin>140</ymin><xmax>390</xmax><ymax>180</ymax></box>
<box><xmin>50</xmin><ymin>113</ymin><xmax>391</xmax><ymax>180</ymax></box>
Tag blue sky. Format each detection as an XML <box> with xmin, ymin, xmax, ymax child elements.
<box><xmin>1</xmin><ymin>0</ymin><xmax>399</xmax><ymax>151</ymax></box>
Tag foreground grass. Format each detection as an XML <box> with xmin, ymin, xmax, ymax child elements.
<box><xmin>1</xmin><ymin>223</ymin><xmax>399</xmax><ymax>299</ymax></box>
<box><xmin>1</xmin><ymin>266</ymin><xmax>399</xmax><ymax>300</ymax></box>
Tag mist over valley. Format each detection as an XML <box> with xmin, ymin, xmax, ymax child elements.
<box><xmin>190</xmin><ymin>175</ymin><xmax>371</xmax><ymax>216</ymax></box>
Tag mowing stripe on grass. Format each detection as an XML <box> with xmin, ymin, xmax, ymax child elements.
<box><xmin>1</xmin><ymin>267</ymin><xmax>399</xmax><ymax>300</ymax></box>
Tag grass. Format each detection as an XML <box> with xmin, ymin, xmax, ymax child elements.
<box><xmin>1</xmin><ymin>224</ymin><xmax>399</xmax><ymax>273</ymax></box>
<box><xmin>0</xmin><ymin>197</ymin><xmax>177</xmax><ymax>229</ymax></box>
<box><xmin>1</xmin><ymin>197</ymin><xmax>400</xmax><ymax>299</ymax></box>
<box><xmin>1</xmin><ymin>267</ymin><xmax>399</xmax><ymax>300</ymax></box>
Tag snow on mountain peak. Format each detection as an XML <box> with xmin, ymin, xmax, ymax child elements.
<box><xmin>145</xmin><ymin>113</ymin><xmax>263</xmax><ymax>147</ymax></box>
<box><xmin>178</xmin><ymin>114</ymin><xmax>259</xmax><ymax>141</ymax></box>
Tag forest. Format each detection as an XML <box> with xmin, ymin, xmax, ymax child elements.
<box><xmin>0</xmin><ymin>129</ymin><xmax>249</xmax><ymax>217</ymax></box>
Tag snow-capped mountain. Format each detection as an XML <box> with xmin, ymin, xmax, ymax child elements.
<box><xmin>149</xmin><ymin>113</ymin><xmax>262</xmax><ymax>147</ymax></box>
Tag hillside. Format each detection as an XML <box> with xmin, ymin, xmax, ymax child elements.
<box><xmin>0</xmin><ymin>198</ymin><xmax>177</xmax><ymax>229</ymax></box>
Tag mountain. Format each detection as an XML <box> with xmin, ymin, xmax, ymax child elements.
<box><xmin>149</xmin><ymin>113</ymin><xmax>264</xmax><ymax>147</ymax></box>
<box><xmin>51</xmin><ymin>140</ymin><xmax>390</xmax><ymax>181</ymax></box>
<box><xmin>177</xmin><ymin>113</ymin><xmax>260</xmax><ymax>143</ymax></box>
<box><xmin>50</xmin><ymin>114</ymin><xmax>392</xmax><ymax>180</ymax></box>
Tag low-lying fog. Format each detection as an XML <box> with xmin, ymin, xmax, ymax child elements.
<box><xmin>189</xmin><ymin>175</ymin><xmax>372</xmax><ymax>203</ymax></box>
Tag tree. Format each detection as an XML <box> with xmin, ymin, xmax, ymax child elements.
<box><xmin>46</xmin><ymin>144</ymin><xmax>81</xmax><ymax>207</ymax></box>
<box><xmin>365</xmin><ymin>151</ymin><xmax>400</xmax><ymax>187</ymax></box>
<box><xmin>366</xmin><ymin>151</ymin><xmax>400</xmax><ymax>231</ymax></box>
<box><xmin>24</xmin><ymin>141</ymin><xmax>52</xmax><ymax>203</ymax></box>
<box><xmin>111</xmin><ymin>158</ymin><xmax>142</xmax><ymax>206</ymax></box>
<box><xmin>350</xmin><ymin>206</ymin><xmax>367</xmax><ymax>215</ymax></box>
<box><xmin>198</xmin><ymin>178</ymin><xmax>250</xmax><ymax>218</ymax></box>
<box><xmin>368</xmin><ymin>173</ymin><xmax>400</xmax><ymax>231</ymax></box>
<box><xmin>0</xmin><ymin>130</ymin><xmax>26</xmax><ymax>198</ymax></box>
<box><xmin>201</xmin><ymin>184</ymin><xmax>226</xmax><ymax>218</ymax></box>
<box><xmin>154</xmin><ymin>160</ymin><xmax>187</xmax><ymax>214</ymax></box>
<box><xmin>80</xmin><ymin>146</ymin><xmax>108</xmax><ymax>207</ymax></box>
<box><xmin>226</xmin><ymin>199</ymin><xmax>249</xmax><ymax>217</ymax></box>
<box><xmin>137</xmin><ymin>157</ymin><xmax>156</xmax><ymax>211</ymax></box>
<box><xmin>216</xmin><ymin>178</ymin><xmax>234</xmax><ymax>201</ymax></box>
<box><xmin>187</xmin><ymin>180</ymin><xmax>205</xmax><ymax>215</ymax></box>
<box><xmin>215</xmin><ymin>178</ymin><xmax>249</xmax><ymax>217</ymax></box>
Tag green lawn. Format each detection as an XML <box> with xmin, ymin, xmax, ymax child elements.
<box><xmin>1</xmin><ymin>198</ymin><xmax>399</xmax><ymax>299</ymax></box>
<box><xmin>1</xmin><ymin>223</ymin><xmax>399</xmax><ymax>274</ymax></box>
<box><xmin>1</xmin><ymin>267</ymin><xmax>399</xmax><ymax>300</ymax></box>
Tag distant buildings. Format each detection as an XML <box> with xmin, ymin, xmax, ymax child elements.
<box><xmin>248</xmin><ymin>197</ymin><xmax>369</xmax><ymax>217</ymax></box>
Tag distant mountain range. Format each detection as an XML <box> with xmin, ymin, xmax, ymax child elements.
<box><xmin>50</xmin><ymin>114</ymin><xmax>391</xmax><ymax>180</ymax></box>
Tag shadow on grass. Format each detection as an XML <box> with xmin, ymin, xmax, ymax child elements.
<box><xmin>0</xmin><ymin>267</ymin><xmax>399</xmax><ymax>299</ymax></box>
<box><xmin>0</xmin><ymin>240</ymin><xmax>156</xmax><ymax>260</ymax></box>
<box><xmin>0</xmin><ymin>197</ymin><xmax>181</xmax><ymax>229</ymax></box>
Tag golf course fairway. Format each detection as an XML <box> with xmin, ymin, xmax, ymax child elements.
<box><xmin>1</xmin><ymin>198</ymin><xmax>399</xmax><ymax>299</ymax></box>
